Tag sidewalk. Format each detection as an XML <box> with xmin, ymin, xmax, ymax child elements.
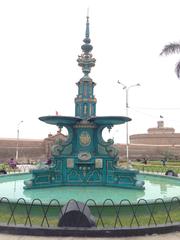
<box><xmin>1</xmin><ymin>232</ymin><xmax>180</xmax><ymax>240</ymax></box>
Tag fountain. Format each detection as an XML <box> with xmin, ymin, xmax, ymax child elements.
<box><xmin>24</xmin><ymin>15</ymin><xmax>144</xmax><ymax>190</ymax></box>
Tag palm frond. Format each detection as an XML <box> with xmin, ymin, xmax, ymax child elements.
<box><xmin>160</xmin><ymin>42</ymin><xmax>180</xmax><ymax>56</ymax></box>
<box><xmin>175</xmin><ymin>61</ymin><xmax>180</xmax><ymax>78</ymax></box>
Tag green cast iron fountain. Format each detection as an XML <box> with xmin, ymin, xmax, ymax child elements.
<box><xmin>24</xmin><ymin>16</ymin><xmax>144</xmax><ymax>190</ymax></box>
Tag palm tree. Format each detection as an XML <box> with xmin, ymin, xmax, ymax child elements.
<box><xmin>160</xmin><ymin>42</ymin><xmax>180</xmax><ymax>78</ymax></box>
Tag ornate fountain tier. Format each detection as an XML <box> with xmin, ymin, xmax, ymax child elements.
<box><xmin>24</xmin><ymin>115</ymin><xmax>144</xmax><ymax>189</ymax></box>
<box><xmin>24</xmin><ymin>16</ymin><xmax>144</xmax><ymax>190</ymax></box>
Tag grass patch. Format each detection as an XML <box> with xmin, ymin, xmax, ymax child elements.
<box><xmin>132</xmin><ymin>163</ymin><xmax>180</xmax><ymax>174</ymax></box>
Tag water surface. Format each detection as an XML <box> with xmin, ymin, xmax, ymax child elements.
<box><xmin>0</xmin><ymin>173</ymin><xmax>180</xmax><ymax>205</ymax></box>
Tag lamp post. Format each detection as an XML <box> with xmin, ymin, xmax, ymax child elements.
<box><xmin>117</xmin><ymin>81</ymin><xmax>140</xmax><ymax>167</ymax></box>
<box><xmin>15</xmin><ymin>120</ymin><xmax>23</xmax><ymax>162</ymax></box>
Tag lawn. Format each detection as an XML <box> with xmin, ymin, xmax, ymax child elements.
<box><xmin>132</xmin><ymin>160</ymin><xmax>180</xmax><ymax>174</ymax></box>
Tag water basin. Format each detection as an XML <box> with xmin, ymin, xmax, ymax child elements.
<box><xmin>0</xmin><ymin>173</ymin><xmax>180</xmax><ymax>205</ymax></box>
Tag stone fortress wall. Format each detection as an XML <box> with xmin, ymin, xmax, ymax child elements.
<box><xmin>0</xmin><ymin>138</ymin><xmax>45</xmax><ymax>163</ymax></box>
<box><xmin>0</xmin><ymin>121</ymin><xmax>180</xmax><ymax>163</ymax></box>
<box><xmin>117</xmin><ymin>143</ymin><xmax>180</xmax><ymax>161</ymax></box>
<box><xmin>0</xmin><ymin>130</ymin><xmax>67</xmax><ymax>163</ymax></box>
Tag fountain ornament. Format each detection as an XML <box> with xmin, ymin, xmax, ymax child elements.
<box><xmin>24</xmin><ymin>16</ymin><xmax>144</xmax><ymax>190</ymax></box>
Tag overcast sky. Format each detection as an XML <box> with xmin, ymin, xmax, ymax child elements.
<box><xmin>1</xmin><ymin>0</ymin><xmax>180</xmax><ymax>143</ymax></box>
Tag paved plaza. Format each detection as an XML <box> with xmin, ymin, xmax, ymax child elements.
<box><xmin>1</xmin><ymin>232</ymin><xmax>180</xmax><ymax>240</ymax></box>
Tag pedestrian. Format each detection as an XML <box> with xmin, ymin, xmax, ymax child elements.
<box><xmin>161</xmin><ymin>157</ymin><xmax>167</xmax><ymax>166</ymax></box>
<box><xmin>8</xmin><ymin>158</ymin><xmax>17</xmax><ymax>169</ymax></box>
<box><xmin>46</xmin><ymin>158</ymin><xmax>52</xmax><ymax>165</ymax></box>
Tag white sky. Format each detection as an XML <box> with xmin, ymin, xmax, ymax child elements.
<box><xmin>1</xmin><ymin>0</ymin><xmax>180</xmax><ymax>143</ymax></box>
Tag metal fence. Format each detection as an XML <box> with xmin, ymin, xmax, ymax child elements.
<box><xmin>0</xmin><ymin>164</ymin><xmax>38</xmax><ymax>174</ymax></box>
<box><xmin>0</xmin><ymin>197</ymin><xmax>180</xmax><ymax>228</ymax></box>
<box><xmin>132</xmin><ymin>164</ymin><xmax>180</xmax><ymax>175</ymax></box>
<box><xmin>1</xmin><ymin>163</ymin><xmax>180</xmax><ymax>175</ymax></box>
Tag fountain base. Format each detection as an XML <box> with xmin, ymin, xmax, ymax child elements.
<box><xmin>24</xmin><ymin>158</ymin><xmax>144</xmax><ymax>190</ymax></box>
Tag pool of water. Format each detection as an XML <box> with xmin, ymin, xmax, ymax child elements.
<box><xmin>0</xmin><ymin>173</ymin><xmax>180</xmax><ymax>205</ymax></box>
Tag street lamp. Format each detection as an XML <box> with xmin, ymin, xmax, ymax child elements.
<box><xmin>15</xmin><ymin>120</ymin><xmax>23</xmax><ymax>162</ymax></box>
<box><xmin>117</xmin><ymin>81</ymin><xmax>140</xmax><ymax>166</ymax></box>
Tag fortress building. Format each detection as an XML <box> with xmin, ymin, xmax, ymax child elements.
<box><xmin>130</xmin><ymin>121</ymin><xmax>180</xmax><ymax>146</ymax></box>
<box><xmin>116</xmin><ymin>121</ymin><xmax>180</xmax><ymax>161</ymax></box>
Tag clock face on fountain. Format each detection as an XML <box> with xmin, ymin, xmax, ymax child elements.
<box><xmin>78</xmin><ymin>152</ymin><xmax>91</xmax><ymax>161</ymax></box>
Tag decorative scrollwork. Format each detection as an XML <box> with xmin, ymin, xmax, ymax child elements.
<box><xmin>51</xmin><ymin>144</ymin><xmax>63</xmax><ymax>156</ymax></box>
<box><xmin>61</xmin><ymin>125</ymin><xmax>73</xmax><ymax>146</ymax></box>
<box><xmin>51</xmin><ymin>125</ymin><xmax>73</xmax><ymax>157</ymax></box>
<box><xmin>106</xmin><ymin>145</ymin><xmax>120</xmax><ymax>163</ymax></box>
<box><xmin>97</xmin><ymin>125</ymin><xmax>120</xmax><ymax>164</ymax></box>
<box><xmin>97</xmin><ymin>125</ymin><xmax>114</xmax><ymax>147</ymax></box>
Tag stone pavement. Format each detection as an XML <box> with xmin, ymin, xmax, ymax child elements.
<box><xmin>1</xmin><ymin>232</ymin><xmax>180</xmax><ymax>240</ymax></box>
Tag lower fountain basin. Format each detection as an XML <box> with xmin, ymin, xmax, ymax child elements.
<box><xmin>0</xmin><ymin>172</ymin><xmax>180</xmax><ymax>205</ymax></box>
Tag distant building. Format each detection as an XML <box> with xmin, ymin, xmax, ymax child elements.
<box><xmin>116</xmin><ymin>121</ymin><xmax>180</xmax><ymax>161</ymax></box>
<box><xmin>130</xmin><ymin>121</ymin><xmax>180</xmax><ymax>145</ymax></box>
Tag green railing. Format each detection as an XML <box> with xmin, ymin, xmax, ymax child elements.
<box><xmin>0</xmin><ymin>197</ymin><xmax>179</xmax><ymax>228</ymax></box>
<box><xmin>132</xmin><ymin>164</ymin><xmax>180</xmax><ymax>175</ymax></box>
<box><xmin>1</xmin><ymin>163</ymin><xmax>180</xmax><ymax>175</ymax></box>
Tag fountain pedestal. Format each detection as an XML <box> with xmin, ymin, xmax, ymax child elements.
<box><xmin>24</xmin><ymin>116</ymin><xmax>144</xmax><ymax>190</ymax></box>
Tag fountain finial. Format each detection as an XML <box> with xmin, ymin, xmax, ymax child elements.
<box><xmin>85</xmin><ymin>10</ymin><xmax>90</xmax><ymax>39</ymax></box>
<box><xmin>77</xmin><ymin>15</ymin><xmax>96</xmax><ymax>75</ymax></box>
<box><xmin>81</xmin><ymin>13</ymin><xmax>93</xmax><ymax>54</ymax></box>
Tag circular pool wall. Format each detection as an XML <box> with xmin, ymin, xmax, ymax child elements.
<box><xmin>0</xmin><ymin>173</ymin><xmax>180</xmax><ymax>205</ymax></box>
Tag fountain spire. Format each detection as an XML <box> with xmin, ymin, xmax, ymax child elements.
<box><xmin>75</xmin><ymin>15</ymin><xmax>97</xmax><ymax>119</ymax></box>
<box><xmin>85</xmin><ymin>9</ymin><xmax>90</xmax><ymax>39</ymax></box>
